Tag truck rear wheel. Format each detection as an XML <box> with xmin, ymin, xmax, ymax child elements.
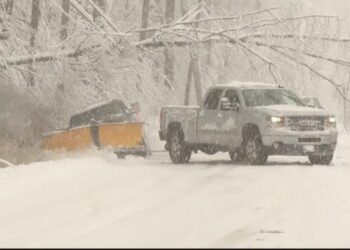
<box><xmin>229</xmin><ymin>151</ymin><xmax>244</xmax><ymax>163</ymax></box>
<box><xmin>229</xmin><ymin>151</ymin><xmax>236</xmax><ymax>162</ymax></box>
<box><xmin>242</xmin><ymin>132</ymin><xmax>268</xmax><ymax>165</ymax></box>
<box><xmin>168</xmin><ymin>129</ymin><xmax>191</xmax><ymax>164</ymax></box>
<box><xmin>116</xmin><ymin>153</ymin><xmax>126</xmax><ymax>159</ymax></box>
<box><xmin>308</xmin><ymin>154</ymin><xmax>333</xmax><ymax>165</ymax></box>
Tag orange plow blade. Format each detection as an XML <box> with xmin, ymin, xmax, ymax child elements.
<box><xmin>42</xmin><ymin>122</ymin><xmax>147</xmax><ymax>157</ymax></box>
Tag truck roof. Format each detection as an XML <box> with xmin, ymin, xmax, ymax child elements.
<box><xmin>215</xmin><ymin>81</ymin><xmax>281</xmax><ymax>89</ymax></box>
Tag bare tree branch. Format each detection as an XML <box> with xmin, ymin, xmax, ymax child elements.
<box><xmin>133</xmin><ymin>7</ymin><xmax>281</xmax><ymax>35</ymax></box>
<box><xmin>255</xmin><ymin>41</ymin><xmax>350</xmax><ymax>67</ymax></box>
<box><xmin>267</xmin><ymin>46</ymin><xmax>350</xmax><ymax>102</ymax></box>
<box><xmin>244</xmin><ymin>33</ymin><xmax>350</xmax><ymax>43</ymax></box>
<box><xmin>0</xmin><ymin>46</ymin><xmax>98</xmax><ymax>69</ymax></box>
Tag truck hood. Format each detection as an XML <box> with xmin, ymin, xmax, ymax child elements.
<box><xmin>254</xmin><ymin>105</ymin><xmax>332</xmax><ymax>117</ymax></box>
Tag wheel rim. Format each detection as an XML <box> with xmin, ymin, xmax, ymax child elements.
<box><xmin>309</xmin><ymin>154</ymin><xmax>333</xmax><ymax>165</ymax></box>
<box><xmin>229</xmin><ymin>151</ymin><xmax>236</xmax><ymax>161</ymax></box>
<box><xmin>170</xmin><ymin>134</ymin><xmax>181</xmax><ymax>160</ymax></box>
<box><xmin>246</xmin><ymin>139</ymin><xmax>258</xmax><ymax>162</ymax></box>
<box><xmin>184</xmin><ymin>151</ymin><xmax>191</xmax><ymax>162</ymax></box>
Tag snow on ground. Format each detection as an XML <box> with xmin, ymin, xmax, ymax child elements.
<box><xmin>0</xmin><ymin>134</ymin><xmax>350</xmax><ymax>247</ymax></box>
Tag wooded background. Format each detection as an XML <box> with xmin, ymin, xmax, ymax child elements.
<box><xmin>1</xmin><ymin>0</ymin><xmax>350</xmax><ymax>163</ymax></box>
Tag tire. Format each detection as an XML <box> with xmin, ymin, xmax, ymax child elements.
<box><xmin>242</xmin><ymin>131</ymin><xmax>268</xmax><ymax>165</ymax></box>
<box><xmin>229</xmin><ymin>151</ymin><xmax>244</xmax><ymax>163</ymax></box>
<box><xmin>168</xmin><ymin>129</ymin><xmax>192</xmax><ymax>164</ymax></box>
<box><xmin>308</xmin><ymin>154</ymin><xmax>333</xmax><ymax>165</ymax></box>
<box><xmin>116</xmin><ymin>153</ymin><xmax>126</xmax><ymax>159</ymax></box>
<box><xmin>229</xmin><ymin>151</ymin><xmax>236</xmax><ymax>162</ymax></box>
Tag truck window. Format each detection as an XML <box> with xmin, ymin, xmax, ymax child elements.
<box><xmin>69</xmin><ymin>100</ymin><xmax>129</xmax><ymax>128</ymax></box>
<box><xmin>98</xmin><ymin>101</ymin><xmax>128</xmax><ymax>123</ymax></box>
<box><xmin>203</xmin><ymin>89</ymin><xmax>223</xmax><ymax>110</ymax></box>
<box><xmin>223</xmin><ymin>90</ymin><xmax>240</xmax><ymax>108</ymax></box>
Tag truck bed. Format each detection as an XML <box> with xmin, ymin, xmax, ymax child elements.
<box><xmin>160</xmin><ymin>106</ymin><xmax>199</xmax><ymax>143</ymax></box>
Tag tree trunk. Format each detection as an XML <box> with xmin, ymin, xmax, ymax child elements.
<box><xmin>182</xmin><ymin>0</ymin><xmax>192</xmax><ymax>105</ymax></box>
<box><xmin>60</xmin><ymin>0</ymin><xmax>69</xmax><ymax>41</ymax></box>
<box><xmin>180</xmin><ymin>0</ymin><xmax>187</xmax><ymax>16</ymax></box>
<box><xmin>204</xmin><ymin>0</ymin><xmax>212</xmax><ymax>65</ymax></box>
<box><xmin>164</xmin><ymin>0</ymin><xmax>175</xmax><ymax>88</ymax></box>
<box><xmin>5</xmin><ymin>0</ymin><xmax>14</xmax><ymax>14</ymax></box>
<box><xmin>139</xmin><ymin>0</ymin><xmax>150</xmax><ymax>41</ymax></box>
<box><xmin>183</xmin><ymin>0</ymin><xmax>203</xmax><ymax>105</ymax></box>
<box><xmin>92</xmin><ymin>0</ymin><xmax>106</xmax><ymax>23</ymax></box>
<box><xmin>58</xmin><ymin>0</ymin><xmax>70</xmax><ymax>94</ymax></box>
<box><xmin>29</xmin><ymin>0</ymin><xmax>41</xmax><ymax>87</ymax></box>
<box><xmin>193</xmin><ymin>0</ymin><xmax>203</xmax><ymax>104</ymax></box>
<box><xmin>0</xmin><ymin>0</ymin><xmax>13</xmax><ymax>39</ymax></box>
<box><xmin>165</xmin><ymin>0</ymin><xmax>175</xmax><ymax>23</ymax></box>
<box><xmin>184</xmin><ymin>59</ymin><xmax>193</xmax><ymax>105</ymax></box>
<box><xmin>124</xmin><ymin>0</ymin><xmax>129</xmax><ymax>12</ymax></box>
<box><xmin>192</xmin><ymin>54</ymin><xmax>202</xmax><ymax>104</ymax></box>
<box><xmin>30</xmin><ymin>0</ymin><xmax>41</xmax><ymax>48</ymax></box>
<box><xmin>136</xmin><ymin>0</ymin><xmax>151</xmax><ymax>95</ymax></box>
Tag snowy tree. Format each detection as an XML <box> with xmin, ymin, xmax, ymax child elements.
<box><xmin>0</xmin><ymin>0</ymin><xmax>350</xmax><ymax>162</ymax></box>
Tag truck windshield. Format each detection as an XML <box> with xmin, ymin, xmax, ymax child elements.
<box><xmin>242</xmin><ymin>89</ymin><xmax>305</xmax><ymax>107</ymax></box>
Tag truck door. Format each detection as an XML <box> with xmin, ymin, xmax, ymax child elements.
<box><xmin>216</xmin><ymin>89</ymin><xmax>241</xmax><ymax>148</ymax></box>
<box><xmin>197</xmin><ymin>88</ymin><xmax>224</xmax><ymax>144</ymax></box>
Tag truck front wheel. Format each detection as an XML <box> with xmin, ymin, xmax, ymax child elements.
<box><xmin>308</xmin><ymin>154</ymin><xmax>333</xmax><ymax>165</ymax></box>
<box><xmin>168</xmin><ymin>129</ymin><xmax>191</xmax><ymax>164</ymax></box>
<box><xmin>243</xmin><ymin>132</ymin><xmax>268</xmax><ymax>165</ymax></box>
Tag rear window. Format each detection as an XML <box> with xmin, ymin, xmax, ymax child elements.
<box><xmin>69</xmin><ymin>100</ymin><xmax>129</xmax><ymax>128</ymax></box>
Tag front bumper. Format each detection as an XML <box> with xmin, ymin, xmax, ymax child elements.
<box><xmin>266</xmin><ymin>143</ymin><xmax>336</xmax><ymax>156</ymax></box>
<box><xmin>261</xmin><ymin>130</ymin><xmax>338</xmax><ymax>156</ymax></box>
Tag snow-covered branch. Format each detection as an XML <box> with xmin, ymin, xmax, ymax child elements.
<box><xmin>245</xmin><ymin>33</ymin><xmax>350</xmax><ymax>43</ymax></box>
<box><xmin>0</xmin><ymin>45</ymin><xmax>98</xmax><ymax>69</ymax></box>
<box><xmin>133</xmin><ymin>7</ymin><xmax>281</xmax><ymax>34</ymax></box>
<box><xmin>267</xmin><ymin>46</ymin><xmax>350</xmax><ymax>102</ymax></box>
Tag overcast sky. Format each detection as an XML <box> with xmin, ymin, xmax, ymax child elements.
<box><xmin>302</xmin><ymin>0</ymin><xmax>350</xmax><ymax>16</ymax></box>
<box><xmin>307</xmin><ymin>0</ymin><xmax>350</xmax><ymax>35</ymax></box>
<box><xmin>271</xmin><ymin>0</ymin><xmax>350</xmax><ymax>35</ymax></box>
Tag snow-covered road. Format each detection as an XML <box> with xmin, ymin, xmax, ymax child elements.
<box><xmin>1</xmin><ymin>134</ymin><xmax>350</xmax><ymax>247</ymax></box>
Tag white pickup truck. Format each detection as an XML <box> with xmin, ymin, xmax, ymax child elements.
<box><xmin>159</xmin><ymin>81</ymin><xmax>338</xmax><ymax>165</ymax></box>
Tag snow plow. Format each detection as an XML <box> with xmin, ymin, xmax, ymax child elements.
<box><xmin>41</xmin><ymin>99</ymin><xmax>148</xmax><ymax>158</ymax></box>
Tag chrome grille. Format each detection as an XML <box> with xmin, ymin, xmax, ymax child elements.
<box><xmin>287</xmin><ymin>117</ymin><xmax>325</xmax><ymax>131</ymax></box>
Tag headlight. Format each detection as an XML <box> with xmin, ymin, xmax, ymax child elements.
<box><xmin>329</xmin><ymin>116</ymin><xmax>336</xmax><ymax>123</ymax></box>
<box><xmin>325</xmin><ymin>116</ymin><xmax>336</xmax><ymax>129</ymax></box>
<box><xmin>267</xmin><ymin>116</ymin><xmax>285</xmax><ymax>127</ymax></box>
